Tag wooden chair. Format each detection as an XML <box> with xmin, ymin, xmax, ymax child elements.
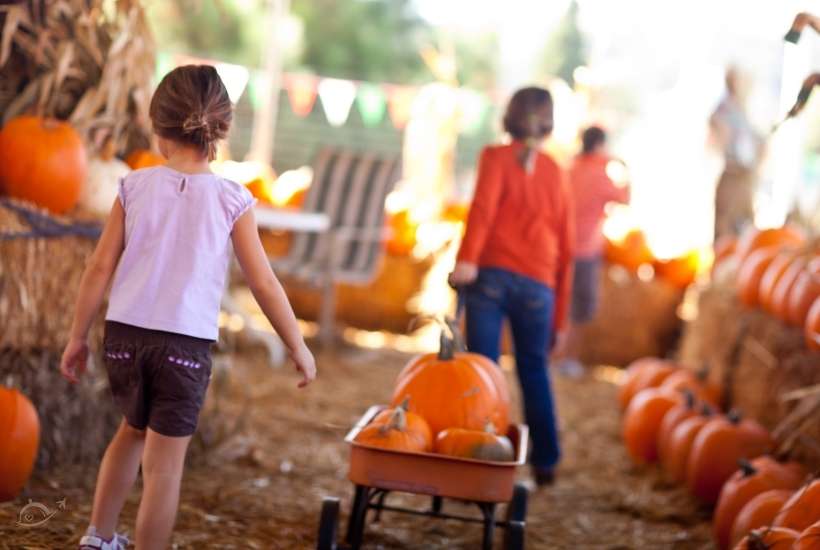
<box><xmin>272</xmin><ymin>147</ymin><xmax>402</xmax><ymax>345</ymax></box>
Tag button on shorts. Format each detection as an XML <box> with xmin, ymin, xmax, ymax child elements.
<box><xmin>102</xmin><ymin>321</ymin><xmax>213</xmax><ymax>437</ymax></box>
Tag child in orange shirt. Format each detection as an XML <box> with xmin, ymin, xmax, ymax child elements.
<box><xmin>449</xmin><ymin>87</ymin><xmax>574</xmax><ymax>485</ymax></box>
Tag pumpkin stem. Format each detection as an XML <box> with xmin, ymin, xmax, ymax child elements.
<box><xmin>397</xmin><ymin>396</ymin><xmax>411</xmax><ymax>411</ymax></box>
<box><xmin>727</xmin><ymin>409</ymin><xmax>742</xmax><ymax>424</ymax></box>
<box><xmin>484</xmin><ymin>420</ymin><xmax>497</xmax><ymax>434</ymax></box>
<box><xmin>701</xmin><ymin>404</ymin><xmax>714</xmax><ymax>417</ymax></box>
<box><xmin>380</xmin><ymin>406</ymin><xmax>407</xmax><ymax>434</ymax></box>
<box><xmin>443</xmin><ymin>316</ymin><xmax>466</xmax><ymax>352</ymax></box>
<box><xmin>683</xmin><ymin>389</ymin><xmax>695</xmax><ymax>409</ymax></box>
<box><xmin>738</xmin><ymin>458</ymin><xmax>757</xmax><ymax>478</ymax></box>
<box><xmin>438</xmin><ymin>329</ymin><xmax>456</xmax><ymax>360</ymax></box>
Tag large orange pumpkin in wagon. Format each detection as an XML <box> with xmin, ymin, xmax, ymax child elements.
<box><xmin>0</xmin><ymin>116</ymin><xmax>87</xmax><ymax>214</ymax></box>
<box><xmin>391</xmin><ymin>329</ymin><xmax>509</xmax><ymax>436</ymax></box>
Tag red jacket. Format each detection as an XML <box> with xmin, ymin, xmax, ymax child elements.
<box><xmin>457</xmin><ymin>141</ymin><xmax>575</xmax><ymax>330</ymax></box>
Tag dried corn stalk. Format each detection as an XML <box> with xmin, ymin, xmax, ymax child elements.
<box><xmin>0</xmin><ymin>0</ymin><xmax>155</xmax><ymax>154</ymax></box>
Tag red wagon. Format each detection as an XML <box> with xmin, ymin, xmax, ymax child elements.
<box><xmin>316</xmin><ymin>406</ymin><xmax>530</xmax><ymax>550</ymax></box>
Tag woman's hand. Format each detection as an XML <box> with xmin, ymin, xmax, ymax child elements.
<box><xmin>289</xmin><ymin>342</ymin><xmax>317</xmax><ymax>388</ymax></box>
<box><xmin>448</xmin><ymin>262</ymin><xmax>479</xmax><ymax>287</ymax></box>
<box><xmin>60</xmin><ymin>338</ymin><xmax>89</xmax><ymax>383</ymax></box>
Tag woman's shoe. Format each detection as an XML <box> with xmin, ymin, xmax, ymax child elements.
<box><xmin>532</xmin><ymin>466</ymin><xmax>555</xmax><ymax>487</ymax></box>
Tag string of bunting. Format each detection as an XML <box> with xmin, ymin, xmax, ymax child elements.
<box><xmin>156</xmin><ymin>52</ymin><xmax>493</xmax><ymax>134</ymax></box>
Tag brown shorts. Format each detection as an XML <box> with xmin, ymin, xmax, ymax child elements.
<box><xmin>103</xmin><ymin>321</ymin><xmax>213</xmax><ymax>437</ymax></box>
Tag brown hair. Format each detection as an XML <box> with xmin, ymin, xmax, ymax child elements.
<box><xmin>503</xmin><ymin>87</ymin><xmax>553</xmax><ymax>141</ymax></box>
<box><xmin>149</xmin><ymin>65</ymin><xmax>232</xmax><ymax>160</ymax></box>
<box><xmin>581</xmin><ymin>125</ymin><xmax>606</xmax><ymax>154</ymax></box>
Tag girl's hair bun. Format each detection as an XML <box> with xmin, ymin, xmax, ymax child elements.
<box><xmin>149</xmin><ymin>65</ymin><xmax>232</xmax><ymax>160</ymax></box>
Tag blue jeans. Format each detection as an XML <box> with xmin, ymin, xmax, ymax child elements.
<box><xmin>464</xmin><ymin>267</ymin><xmax>560</xmax><ymax>469</ymax></box>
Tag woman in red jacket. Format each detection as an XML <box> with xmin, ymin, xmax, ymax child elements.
<box><xmin>449</xmin><ymin>87</ymin><xmax>574</xmax><ymax>485</ymax></box>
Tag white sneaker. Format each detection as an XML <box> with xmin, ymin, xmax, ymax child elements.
<box><xmin>79</xmin><ymin>526</ymin><xmax>129</xmax><ymax>550</ymax></box>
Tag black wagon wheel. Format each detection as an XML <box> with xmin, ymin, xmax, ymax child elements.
<box><xmin>317</xmin><ymin>497</ymin><xmax>340</xmax><ymax>550</ymax></box>
<box><xmin>345</xmin><ymin>484</ymin><xmax>370</xmax><ymax>549</ymax></box>
<box><xmin>502</xmin><ymin>483</ymin><xmax>528</xmax><ymax>550</ymax></box>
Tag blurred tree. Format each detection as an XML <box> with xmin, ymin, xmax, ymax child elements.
<box><xmin>539</xmin><ymin>0</ymin><xmax>586</xmax><ymax>86</ymax></box>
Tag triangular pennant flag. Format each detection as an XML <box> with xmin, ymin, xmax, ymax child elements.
<box><xmin>317</xmin><ymin>78</ymin><xmax>357</xmax><ymax>127</ymax></box>
<box><xmin>215</xmin><ymin>62</ymin><xmax>250</xmax><ymax>104</ymax></box>
<box><xmin>356</xmin><ymin>83</ymin><xmax>387</xmax><ymax>127</ymax></box>
<box><xmin>285</xmin><ymin>74</ymin><xmax>318</xmax><ymax>117</ymax></box>
<box><xmin>387</xmin><ymin>85</ymin><xmax>417</xmax><ymax>130</ymax></box>
<box><xmin>457</xmin><ymin>88</ymin><xmax>489</xmax><ymax>135</ymax></box>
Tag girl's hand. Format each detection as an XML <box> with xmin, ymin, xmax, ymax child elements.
<box><xmin>289</xmin><ymin>342</ymin><xmax>317</xmax><ymax>388</ymax></box>
<box><xmin>60</xmin><ymin>338</ymin><xmax>89</xmax><ymax>383</ymax></box>
<box><xmin>448</xmin><ymin>262</ymin><xmax>479</xmax><ymax>287</ymax></box>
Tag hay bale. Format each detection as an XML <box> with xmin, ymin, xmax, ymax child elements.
<box><xmin>677</xmin><ymin>282</ymin><xmax>820</xmax><ymax>469</ymax></box>
<box><xmin>281</xmin><ymin>253</ymin><xmax>433</xmax><ymax>334</ymax></box>
<box><xmin>578</xmin><ymin>265</ymin><xmax>684</xmax><ymax>366</ymax></box>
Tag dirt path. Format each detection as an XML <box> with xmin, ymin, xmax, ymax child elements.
<box><xmin>1</xmin><ymin>345</ymin><xmax>713</xmax><ymax>549</ymax></box>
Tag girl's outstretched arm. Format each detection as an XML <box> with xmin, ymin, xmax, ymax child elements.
<box><xmin>60</xmin><ymin>200</ymin><xmax>126</xmax><ymax>382</ymax></box>
<box><xmin>231</xmin><ymin>208</ymin><xmax>316</xmax><ymax>388</ymax></box>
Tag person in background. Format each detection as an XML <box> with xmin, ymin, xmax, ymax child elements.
<box><xmin>709</xmin><ymin>66</ymin><xmax>764</xmax><ymax>240</ymax></box>
<box><xmin>449</xmin><ymin>87</ymin><xmax>574</xmax><ymax>486</ymax></box>
<box><xmin>61</xmin><ymin>65</ymin><xmax>316</xmax><ymax>550</ymax></box>
<box><xmin>554</xmin><ymin>126</ymin><xmax>629</xmax><ymax>377</ymax></box>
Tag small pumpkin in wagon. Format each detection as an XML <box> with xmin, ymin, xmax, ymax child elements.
<box><xmin>355</xmin><ymin>404</ymin><xmax>432</xmax><ymax>453</ymax></box>
<box><xmin>435</xmin><ymin>422</ymin><xmax>515</xmax><ymax>462</ymax></box>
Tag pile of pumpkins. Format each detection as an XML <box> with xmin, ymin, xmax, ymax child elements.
<box><xmin>0</xmin><ymin>115</ymin><xmax>164</xmax><ymax>216</ymax></box>
<box><xmin>355</xmin><ymin>327</ymin><xmax>515</xmax><ymax>462</ymax></box>
<box><xmin>619</xmin><ymin>358</ymin><xmax>820</xmax><ymax>549</ymax></box>
<box><xmin>0</xmin><ymin>386</ymin><xmax>40</xmax><ymax>502</ymax></box>
<box><xmin>716</xmin><ymin>225</ymin><xmax>820</xmax><ymax>351</ymax></box>
<box><xmin>604</xmin><ymin>228</ymin><xmax>703</xmax><ymax>290</ymax></box>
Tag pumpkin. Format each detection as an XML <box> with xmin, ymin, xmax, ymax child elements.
<box><xmin>733</xmin><ymin>527</ymin><xmax>800</xmax><ymax>550</ymax></box>
<box><xmin>787</xmin><ymin>258</ymin><xmax>820</xmax><ymax>327</ymax></box>
<box><xmin>773</xmin><ymin>479</ymin><xmax>820</xmax><ymax>532</ymax></box>
<box><xmin>658</xmin><ymin>368</ymin><xmax>721</xmax><ymax>407</ymax></box>
<box><xmin>78</xmin><ymin>141</ymin><xmax>130</xmax><ymax>217</ymax></box>
<box><xmin>0</xmin><ymin>387</ymin><xmax>40</xmax><ymax>501</ymax></box>
<box><xmin>806</xmin><ymin>297</ymin><xmax>820</xmax><ymax>351</ymax></box>
<box><xmin>713</xmin><ymin>235</ymin><xmax>738</xmax><ymax>274</ymax></box>
<box><xmin>386</xmin><ymin>209</ymin><xmax>418</xmax><ymax>256</ymax></box>
<box><xmin>604</xmin><ymin>229</ymin><xmax>654</xmax><ymax>272</ymax></box>
<box><xmin>731</xmin><ymin>490</ymin><xmax>795</xmax><ymax>549</ymax></box>
<box><xmin>435</xmin><ymin>422</ymin><xmax>515</xmax><ymax>462</ymax></box>
<box><xmin>354</xmin><ymin>405</ymin><xmax>432</xmax><ymax>453</ymax></box>
<box><xmin>125</xmin><ymin>148</ymin><xmax>165</xmax><ymax>170</ymax></box>
<box><xmin>441</xmin><ymin>201</ymin><xmax>470</xmax><ymax>225</ymax></box>
<box><xmin>737</xmin><ymin>247</ymin><xmax>781</xmax><ymax>307</ymax></box>
<box><xmin>618</xmin><ymin>358</ymin><xmax>677</xmax><ymax>411</ymax></box>
<box><xmin>769</xmin><ymin>255</ymin><xmax>810</xmax><ymax>319</ymax></box>
<box><xmin>653</xmin><ymin>251</ymin><xmax>699</xmax><ymax>289</ymax></box>
<box><xmin>0</xmin><ymin>116</ymin><xmax>87</xmax><ymax>214</ymax></box>
<box><xmin>622</xmin><ymin>387</ymin><xmax>682</xmax><ymax>464</ymax></box>
<box><xmin>391</xmin><ymin>329</ymin><xmax>509</xmax><ymax>435</ymax></box>
<box><xmin>795</xmin><ymin>520</ymin><xmax>820</xmax><ymax>549</ymax></box>
<box><xmin>714</xmin><ymin>457</ymin><xmax>806</xmax><ymax>549</ymax></box>
<box><xmin>661</xmin><ymin>405</ymin><xmax>714</xmax><ymax>483</ymax></box>
<box><xmin>735</xmin><ymin>226</ymin><xmax>805</xmax><ymax>266</ymax></box>
<box><xmin>759</xmin><ymin>250</ymin><xmax>801</xmax><ymax>312</ymax></box>
<box><xmin>686</xmin><ymin>411</ymin><xmax>773</xmax><ymax>504</ymax></box>
<box><xmin>657</xmin><ymin>390</ymin><xmax>700</xmax><ymax>465</ymax></box>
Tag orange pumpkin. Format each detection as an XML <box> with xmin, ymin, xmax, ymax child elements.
<box><xmin>0</xmin><ymin>387</ymin><xmax>40</xmax><ymax>501</ymax></box>
<box><xmin>125</xmin><ymin>148</ymin><xmax>165</xmax><ymax>170</ymax></box>
<box><xmin>653</xmin><ymin>251</ymin><xmax>699</xmax><ymax>289</ymax></box>
<box><xmin>435</xmin><ymin>422</ymin><xmax>515</xmax><ymax>462</ymax></box>
<box><xmin>622</xmin><ymin>388</ymin><xmax>682</xmax><ymax>464</ymax></box>
<box><xmin>661</xmin><ymin>404</ymin><xmax>714</xmax><ymax>483</ymax></box>
<box><xmin>787</xmin><ymin>258</ymin><xmax>820</xmax><ymax>327</ymax></box>
<box><xmin>605</xmin><ymin>229</ymin><xmax>654</xmax><ymax>272</ymax></box>
<box><xmin>759</xmin><ymin>250</ymin><xmax>801</xmax><ymax>312</ymax></box>
<box><xmin>686</xmin><ymin>411</ymin><xmax>773</xmax><ymax>504</ymax></box>
<box><xmin>657</xmin><ymin>390</ymin><xmax>699</xmax><ymax>465</ymax></box>
<box><xmin>731</xmin><ymin>490</ymin><xmax>795</xmax><ymax>549</ymax></box>
<box><xmin>618</xmin><ymin>358</ymin><xmax>677</xmax><ymax>411</ymax></box>
<box><xmin>441</xmin><ymin>201</ymin><xmax>470</xmax><ymax>225</ymax></box>
<box><xmin>795</xmin><ymin>520</ymin><xmax>820</xmax><ymax>549</ymax></box>
<box><xmin>735</xmin><ymin>226</ymin><xmax>805</xmax><ymax>266</ymax></box>
<box><xmin>0</xmin><ymin>116</ymin><xmax>87</xmax><ymax>214</ymax></box>
<box><xmin>714</xmin><ymin>457</ymin><xmax>806</xmax><ymax>549</ymax></box>
<box><xmin>770</xmin><ymin>255</ymin><xmax>810</xmax><ymax>319</ymax></box>
<box><xmin>737</xmin><ymin>247</ymin><xmax>781</xmax><ymax>307</ymax></box>
<box><xmin>391</xmin><ymin>330</ymin><xmax>509</xmax><ymax>435</ymax></box>
<box><xmin>733</xmin><ymin>527</ymin><xmax>800</xmax><ymax>550</ymax></box>
<box><xmin>355</xmin><ymin>406</ymin><xmax>432</xmax><ymax>453</ymax></box>
<box><xmin>658</xmin><ymin>368</ymin><xmax>721</xmax><ymax>407</ymax></box>
<box><xmin>806</xmin><ymin>297</ymin><xmax>820</xmax><ymax>351</ymax></box>
<box><xmin>385</xmin><ymin>209</ymin><xmax>418</xmax><ymax>256</ymax></box>
<box><xmin>774</xmin><ymin>479</ymin><xmax>820</xmax><ymax>532</ymax></box>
